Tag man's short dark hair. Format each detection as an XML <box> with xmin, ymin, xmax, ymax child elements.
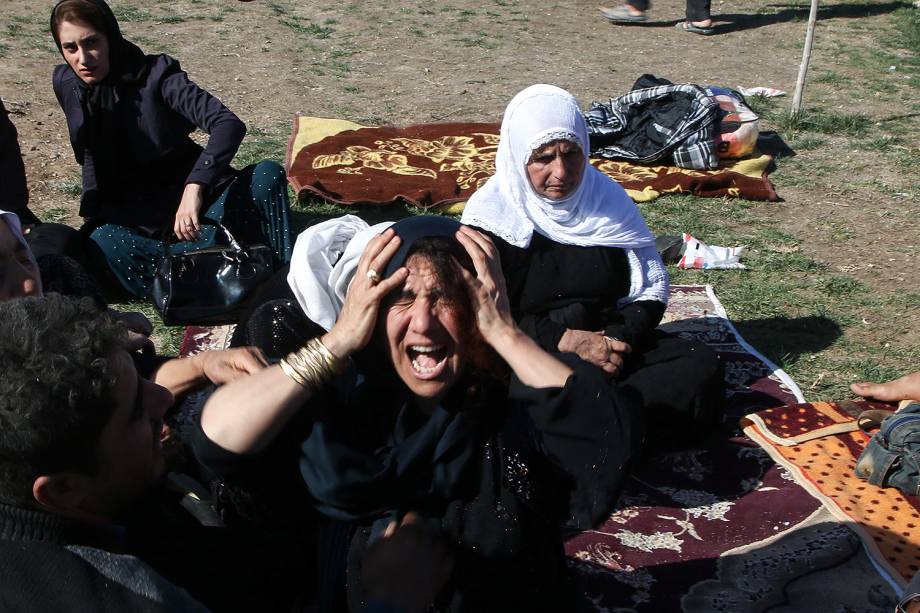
<box><xmin>0</xmin><ymin>294</ymin><xmax>127</xmax><ymax>506</ymax></box>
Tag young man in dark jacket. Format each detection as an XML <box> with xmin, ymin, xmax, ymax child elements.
<box><xmin>0</xmin><ymin>294</ymin><xmax>308</xmax><ymax>612</ymax></box>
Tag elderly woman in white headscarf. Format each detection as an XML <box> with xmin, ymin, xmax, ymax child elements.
<box><xmin>462</xmin><ymin>84</ymin><xmax>723</xmax><ymax>448</ymax></box>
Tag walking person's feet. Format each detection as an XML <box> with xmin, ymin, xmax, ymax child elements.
<box><xmin>675</xmin><ymin>20</ymin><xmax>714</xmax><ymax>35</ymax></box>
<box><xmin>599</xmin><ymin>5</ymin><xmax>648</xmax><ymax>22</ymax></box>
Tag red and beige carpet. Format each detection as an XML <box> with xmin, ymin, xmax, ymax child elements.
<box><xmin>284</xmin><ymin>116</ymin><xmax>779</xmax><ymax>212</ymax></box>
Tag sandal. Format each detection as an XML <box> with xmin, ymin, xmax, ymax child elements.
<box><xmin>599</xmin><ymin>5</ymin><xmax>648</xmax><ymax>22</ymax></box>
<box><xmin>675</xmin><ymin>20</ymin><xmax>714</xmax><ymax>35</ymax></box>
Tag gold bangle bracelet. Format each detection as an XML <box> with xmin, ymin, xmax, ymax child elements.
<box><xmin>279</xmin><ymin>337</ymin><xmax>344</xmax><ymax>391</ymax></box>
<box><xmin>279</xmin><ymin>356</ymin><xmax>311</xmax><ymax>390</ymax></box>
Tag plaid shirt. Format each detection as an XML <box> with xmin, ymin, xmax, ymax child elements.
<box><xmin>584</xmin><ymin>83</ymin><xmax>720</xmax><ymax>170</ymax></box>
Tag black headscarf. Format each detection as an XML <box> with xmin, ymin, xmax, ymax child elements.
<box><xmin>299</xmin><ymin>380</ymin><xmax>492</xmax><ymax>524</ymax></box>
<box><xmin>50</xmin><ymin>0</ymin><xmax>149</xmax><ymax>163</ymax></box>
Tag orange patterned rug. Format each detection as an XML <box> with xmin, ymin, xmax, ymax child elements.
<box><xmin>743</xmin><ymin>401</ymin><xmax>920</xmax><ymax>590</ymax></box>
<box><xmin>284</xmin><ymin>115</ymin><xmax>779</xmax><ymax>212</ymax></box>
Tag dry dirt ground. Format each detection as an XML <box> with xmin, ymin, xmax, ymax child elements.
<box><xmin>1</xmin><ymin>0</ymin><xmax>918</xmax><ymax>382</ymax></box>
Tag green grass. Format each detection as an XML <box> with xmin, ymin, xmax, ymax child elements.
<box><xmin>639</xmin><ymin>189</ymin><xmax>916</xmax><ymax>399</ymax></box>
<box><xmin>895</xmin><ymin>5</ymin><xmax>920</xmax><ymax>52</ymax></box>
<box><xmin>111</xmin><ymin>6</ymin><xmax>153</xmax><ymax>22</ymax></box>
<box><xmin>40</xmin><ymin>206</ymin><xmax>72</xmax><ymax>224</ymax></box>
<box><xmin>0</xmin><ymin>42</ymin><xmax>8</xmax><ymax>58</ymax></box>
<box><xmin>109</xmin><ymin>299</ymin><xmax>183</xmax><ymax>356</ymax></box>
<box><xmin>777</xmin><ymin>108</ymin><xmax>869</xmax><ymax>136</ymax></box>
<box><xmin>454</xmin><ymin>35</ymin><xmax>499</xmax><ymax>49</ymax></box>
<box><xmin>54</xmin><ymin>178</ymin><xmax>83</xmax><ymax>198</ymax></box>
<box><xmin>233</xmin><ymin>126</ymin><xmax>287</xmax><ymax>167</ymax></box>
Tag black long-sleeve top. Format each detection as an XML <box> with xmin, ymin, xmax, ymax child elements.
<box><xmin>52</xmin><ymin>55</ymin><xmax>245</xmax><ymax>229</ymax></box>
<box><xmin>487</xmin><ymin>230</ymin><xmax>667</xmax><ymax>350</ymax></box>
<box><xmin>193</xmin><ymin>302</ymin><xmax>639</xmax><ymax>611</ymax></box>
<box><xmin>0</xmin><ymin>99</ymin><xmax>39</xmax><ymax>225</ymax></box>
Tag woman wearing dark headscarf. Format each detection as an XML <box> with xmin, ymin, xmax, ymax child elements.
<box><xmin>462</xmin><ymin>85</ymin><xmax>723</xmax><ymax>449</ymax></box>
<box><xmin>50</xmin><ymin>0</ymin><xmax>292</xmax><ymax>298</ymax></box>
<box><xmin>195</xmin><ymin>216</ymin><xmax>639</xmax><ymax>611</ymax></box>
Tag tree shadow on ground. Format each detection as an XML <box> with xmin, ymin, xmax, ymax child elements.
<box><xmin>614</xmin><ymin>1</ymin><xmax>906</xmax><ymax>34</ymax></box>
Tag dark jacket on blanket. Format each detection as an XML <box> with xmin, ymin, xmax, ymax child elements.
<box><xmin>585</xmin><ymin>74</ymin><xmax>720</xmax><ymax>170</ymax></box>
<box><xmin>52</xmin><ymin>26</ymin><xmax>244</xmax><ymax>230</ymax></box>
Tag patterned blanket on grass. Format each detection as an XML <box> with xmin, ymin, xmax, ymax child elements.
<box><xmin>283</xmin><ymin>116</ymin><xmax>778</xmax><ymax>212</ymax></box>
<box><xmin>178</xmin><ymin>286</ymin><xmax>901</xmax><ymax>611</ymax></box>
<box><xmin>743</xmin><ymin>401</ymin><xmax>919</xmax><ymax>591</ymax></box>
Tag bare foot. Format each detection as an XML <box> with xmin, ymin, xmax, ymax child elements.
<box><xmin>851</xmin><ymin>371</ymin><xmax>920</xmax><ymax>402</ymax></box>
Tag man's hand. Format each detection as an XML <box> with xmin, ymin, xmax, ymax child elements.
<box><xmin>198</xmin><ymin>347</ymin><xmax>270</xmax><ymax>385</ymax></box>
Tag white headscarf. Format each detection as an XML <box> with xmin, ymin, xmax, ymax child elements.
<box><xmin>0</xmin><ymin>209</ymin><xmax>38</xmax><ymax>271</ymax></box>
<box><xmin>462</xmin><ymin>84</ymin><xmax>655</xmax><ymax>250</ymax></box>
<box><xmin>287</xmin><ymin>215</ymin><xmax>394</xmax><ymax>331</ymax></box>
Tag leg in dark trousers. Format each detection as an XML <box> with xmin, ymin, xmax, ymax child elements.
<box><xmin>616</xmin><ymin>330</ymin><xmax>724</xmax><ymax>451</ymax></box>
<box><xmin>686</xmin><ymin>0</ymin><xmax>711</xmax><ymax>22</ymax></box>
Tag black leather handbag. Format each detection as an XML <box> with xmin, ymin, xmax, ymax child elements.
<box><xmin>151</xmin><ymin>224</ymin><xmax>274</xmax><ymax>326</ymax></box>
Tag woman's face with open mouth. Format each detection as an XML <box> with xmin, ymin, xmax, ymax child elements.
<box><xmin>383</xmin><ymin>254</ymin><xmax>467</xmax><ymax>408</ymax></box>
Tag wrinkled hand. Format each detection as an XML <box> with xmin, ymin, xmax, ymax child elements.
<box><xmin>852</xmin><ymin>371</ymin><xmax>920</xmax><ymax>403</ymax></box>
<box><xmin>558</xmin><ymin>329</ymin><xmax>631</xmax><ymax>375</ymax></box>
<box><xmin>454</xmin><ymin>226</ymin><xmax>515</xmax><ymax>344</ymax></box>
<box><xmin>173</xmin><ymin>183</ymin><xmax>204</xmax><ymax>242</ymax></box>
<box><xmin>199</xmin><ymin>347</ymin><xmax>270</xmax><ymax>385</ymax></box>
<box><xmin>363</xmin><ymin>512</ymin><xmax>454</xmax><ymax>613</ymax></box>
<box><xmin>323</xmin><ymin>229</ymin><xmax>408</xmax><ymax>358</ymax></box>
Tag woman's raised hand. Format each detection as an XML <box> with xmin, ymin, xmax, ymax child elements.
<box><xmin>455</xmin><ymin>226</ymin><xmax>515</xmax><ymax>344</ymax></box>
<box><xmin>174</xmin><ymin>183</ymin><xmax>204</xmax><ymax>242</ymax></box>
<box><xmin>323</xmin><ymin>228</ymin><xmax>408</xmax><ymax>359</ymax></box>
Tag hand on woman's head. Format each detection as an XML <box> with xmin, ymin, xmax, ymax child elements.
<box><xmin>323</xmin><ymin>229</ymin><xmax>407</xmax><ymax>359</ymax></box>
<box><xmin>454</xmin><ymin>226</ymin><xmax>515</xmax><ymax>343</ymax></box>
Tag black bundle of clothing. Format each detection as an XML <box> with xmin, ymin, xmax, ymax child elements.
<box><xmin>584</xmin><ymin>74</ymin><xmax>721</xmax><ymax>170</ymax></box>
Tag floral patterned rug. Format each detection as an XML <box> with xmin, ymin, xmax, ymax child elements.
<box><xmin>283</xmin><ymin>116</ymin><xmax>778</xmax><ymax>211</ymax></box>
<box><xmin>178</xmin><ymin>286</ymin><xmax>901</xmax><ymax>611</ymax></box>
<box><xmin>566</xmin><ymin>286</ymin><xmax>900</xmax><ymax>612</ymax></box>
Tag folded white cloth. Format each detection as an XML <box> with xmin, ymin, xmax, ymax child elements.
<box><xmin>287</xmin><ymin>215</ymin><xmax>394</xmax><ymax>331</ymax></box>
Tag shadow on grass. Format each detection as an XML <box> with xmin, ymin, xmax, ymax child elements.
<box><xmin>612</xmin><ymin>1</ymin><xmax>907</xmax><ymax>34</ymax></box>
<box><xmin>731</xmin><ymin>314</ymin><xmax>843</xmax><ymax>367</ymax></box>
